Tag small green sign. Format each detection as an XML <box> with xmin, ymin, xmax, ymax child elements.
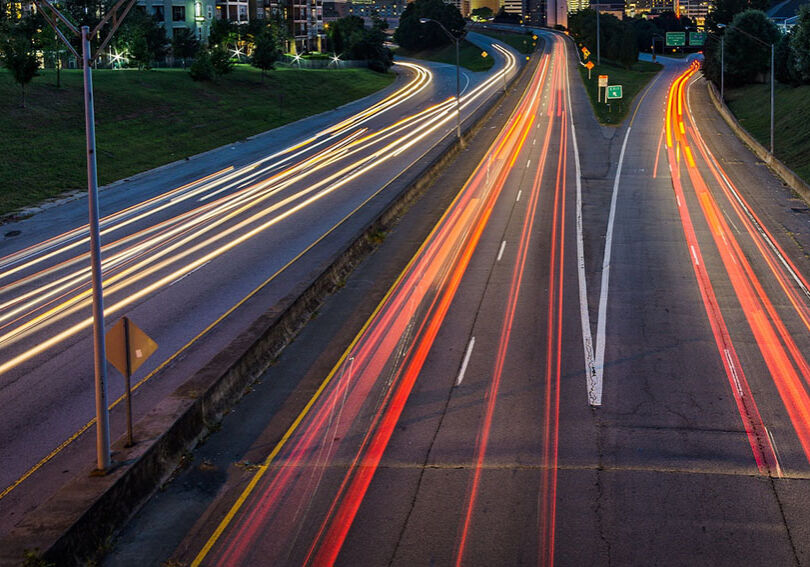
<box><xmin>689</xmin><ymin>32</ymin><xmax>706</xmax><ymax>46</ymax></box>
<box><xmin>606</xmin><ymin>85</ymin><xmax>623</xmax><ymax>100</ymax></box>
<box><xmin>666</xmin><ymin>32</ymin><xmax>686</xmax><ymax>47</ymax></box>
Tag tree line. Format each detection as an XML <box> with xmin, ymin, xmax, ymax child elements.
<box><xmin>0</xmin><ymin>0</ymin><xmax>394</xmax><ymax>107</ymax></box>
<box><xmin>702</xmin><ymin>6</ymin><xmax>810</xmax><ymax>90</ymax></box>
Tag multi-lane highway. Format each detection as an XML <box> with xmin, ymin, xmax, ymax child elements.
<box><xmin>0</xmin><ymin>33</ymin><xmax>521</xmax><ymax>536</ymax></box>
<box><xmin>10</xmin><ymin>23</ymin><xmax>810</xmax><ymax>566</ymax></box>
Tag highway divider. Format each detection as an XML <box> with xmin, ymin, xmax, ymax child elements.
<box><xmin>0</xmin><ymin>40</ymin><xmax>541</xmax><ymax>567</ymax></box>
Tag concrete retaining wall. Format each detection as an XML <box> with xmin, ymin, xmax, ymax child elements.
<box><xmin>0</xmin><ymin>47</ymin><xmax>538</xmax><ymax>567</ymax></box>
<box><xmin>706</xmin><ymin>81</ymin><xmax>810</xmax><ymax>205</ymax></box>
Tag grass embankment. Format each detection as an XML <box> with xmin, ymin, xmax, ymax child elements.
<box><xmin>476</xmin><ymin>29</ymin><xmax>537</xmax><ymax>54</ymax></box>
<box><xmin>578</xmin><ymin>59</ymin><xmax>662</xmax><ymax>125</ymax></box>
<box><xmin>396</xmin><ymin>40</ymin><xmax>495</xmax><ymax>72</ymax></box>
<box><xmin>726</xmin><ymin>83</ymin><xmax>810</xmax><ymax>184</ymax></box>
<box><xmin>0</xmin><ymin>64</ymin><xmax>394</xmax><ymax>216</ymax></box>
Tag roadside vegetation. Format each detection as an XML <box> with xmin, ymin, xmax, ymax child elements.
<box><xmin>698</xmin><ymin>2</ymin><xmax>810</xmax><ymax>184</ymax></box>
<box><xmin>0</xmin><ymin>65</ymin><xmax>394</xmax><ymax>216</ymax></box>
<box><xmin>393</xmin><ymin>0</ymin><xmax>492</xmax><ymax>70</ymax></box>
<box><xmin>726</xmin><ymin>83</ymin><xmax>810</xmax><ymax>184</ymax></box>
<box><xmin>395</xmin><ymin>40</ymin><xmax>494</xmax><ymax>72</ymax></box>
<box><xmin>475</xmin><ymin>29</ymin><xmax>538</xmax><ymax>54</ymax></box>
<box><xmin>577</xmin><ymin>59</ymin><xmax>662</xmax><ymax>124</ymax></box>
<box><xmin>567</xmin><ymin>9</ymin><xmax>663</xmax><ymax>124</ymax></box>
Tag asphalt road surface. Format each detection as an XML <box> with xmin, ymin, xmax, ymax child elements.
<box><xmin>0</xmin><ymin>33</ymin><xmax>521</xmax><ymax>537</ymax></box>
<box><xmin>31</xmin><ymin>29</ymin><xmax>810</xmax><ymax>566</ymax></box>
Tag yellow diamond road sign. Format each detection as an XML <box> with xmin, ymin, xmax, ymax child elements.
<box><xmin>105</xmin><ymin>316</ymin><xmax>158</xmax><ymax>377</ymax></box>
<box><xmin>585</xmin><ymin>61</ymin><xmax>594</xmax><ymax>70</ymax></box>
<box><xmin>581</xmin><ymin>46</ymin><xmax>591</xmax><ymax>59</ymax></box>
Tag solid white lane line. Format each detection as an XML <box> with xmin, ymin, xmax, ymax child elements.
<box><xmin>593</xmin><ymin>126</ymin><xmax>633</xmax><ymax>407</ymax></box>
<box><xmin>497</xmin><ymin>240</ymin><xmax>507</xmax><ymax>262</ymax></box>
<box><xmin>564</xmin><ymin>36</ymin><xmax>598</xmax><ymax>406</ymax></box>
<box><xmin>456</xmin><ymin>336</ymin><xmax>476</xmax><ymax>386</ymax></box>
<box><xmin>516</xmin><ymin>190</ymin><xmax>522</xmax><ymax>202</ymax></box>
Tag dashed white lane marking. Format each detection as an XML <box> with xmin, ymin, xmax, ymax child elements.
<box><xmin>456</xmin><ymin>336</ymin><xmax>476</xmax><ymax>386</ymax></box>
<box><xmin>497</xmin><ymin>240</ymin><xmax>507</xmax><ymax>262</ymax></box>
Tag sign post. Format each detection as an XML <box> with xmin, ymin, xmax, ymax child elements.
<box><xmin>585</xmin><ymin>60</ymin><xmax>594</xmax><ymax>80</ymax></box>
<box><xmin>106</xmin><ymin>317</ymin><xmax>158</xmax><ymax>446</ymax></box>
<box><xmin>33</xmin><ymin>0</ymin><xmax>139</xmax><ymax>473</ymax></box>
<box><xmin>598</xmin><ymin>74</ymin><xmax>608</xmax><ymax>102</ymax></box>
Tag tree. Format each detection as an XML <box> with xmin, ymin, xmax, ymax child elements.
<box><xmin>251</xmin><ymin>24</ymin><xmax>282</xmax><ymax>78</ymax></box>
<box><xmin>118</xmin><ymin>9</ymin><xmax>169</xmax><ymax>69</ymax></box>
<box><xmin>210</xmin><ymin>45</ymin><xmax>234</xmax><ymax>76</ymax></box>
<box><xmin>493</xmin><ymin>6</ymin><xmax>521</xmax><ymax>24</ymax></box>
<box><xmin>471</xmin><ymin>6</ymin><xmax>493</xmax><ymax>21</ymax></box>
<box><xmin>775</xmin><ymin>28</ymin><xmax>800</xmax><ymax>85</ymax></box>
<box><xmin>172</xmin><ymin>28</ymin><xmax>199</xmax><ymax>68</ymax></box>
<box><xmin>723</xmin><ymin>10</ymin><xmax>780</xmax><ymax>86</ymax></box>
<box><xmin>209</xmin><ymin>18</ymin><xmax>238</xmax><ymax>48</ymax></box>
<box><xmin>791</xmin><ymin>5</ymin><xmax>810</xmax><ymax>83</ymax></box>
<box><xmin>189</xmin><ymin>47</ymin><xmax>215</xmax><ymax>80</ymax></box>
<box><xmin>393</xmin><ymin>0</ymin><xmax>465</xmax><ymax>52</ymax></box>
<box><xmin>706</xmin><ymin>0</ymin><xmax>771</xmax><ymax>31</ymax></box>
<box><xmin>0</xmin><ymin>16</ymin><xmax>40</xmax><ymax>107</ymax></box>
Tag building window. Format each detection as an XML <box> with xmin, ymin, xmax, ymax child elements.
<box><xmin>238</xmin><ymin>4</ymin><xmax>247</xmax><ymax>19</ymax></box>
<box><xmin>207</xmin><ymin>5</ymin><xmax>213</xmax><ymax>18</ymax></box>
<box><xmin>153</xmin><ymin>5</ymin><xmax>164</xmax><ymax>21</ymax></box>
<box><xmin>173</xmin><ymin>5</ymin><xmax>186</xmax><ymax>21</ymax></box>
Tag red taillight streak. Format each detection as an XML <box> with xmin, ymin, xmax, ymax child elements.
<box><xmin>302</xmin><ymin>53</ymin><xmax>553</xmax><ymax>566</ymax></box>
<box><xmin>682</xmin><ymin>147</ymin><xmax>810</xmax><ymax>462</ymax></box>
<box><xmin>687</xmin><ymin>123</ymin><xmax>810</xmax><ymax>341</ymax></box>
<box><xmin>454</xmin><ymin>44</ymin><xmax>558</xmax><ymax>567</ymax></box>
<box><xmin>665</xmin><ymin>70</ymin><xmax>779</xmax><ymax>474</ymax></box>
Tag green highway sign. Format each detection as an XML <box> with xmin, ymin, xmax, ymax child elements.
<box><xmin>689</xmin><ymin>32</ymin><xmax>706</xmax><ymax>46</ymax></box>
<box><xmin>666</xmin><ymin>32</ymin><xmax>686</xmax><ymax>47</ymax></box>
<box><xmin>606</xmin><ymin>85</ymin><xmax>623</xmax><ymax>100</ymax></box>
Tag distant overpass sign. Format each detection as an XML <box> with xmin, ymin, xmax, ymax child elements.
<box><xmin>666</xmin><ymin>32</ymin><xmax>686</xmax><ymax>47</ymax></box>
<box><xmin>689</xmin><ymin>32</ymin><xmax>706</xmax><ymax>46</ymax></box>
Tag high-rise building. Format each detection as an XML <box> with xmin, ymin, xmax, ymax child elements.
<box><xmin>567</xmin><ymin>0</ymin><xmax>589</xmax><ymax>12</ymax></box>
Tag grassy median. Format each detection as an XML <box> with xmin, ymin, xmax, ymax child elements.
<box><xmin>578</xmin><ymin>58</ymin><xmax>662</xmax><ymax>125</ymax></box>
<box><xmin>0</xmin><ymin>64</ymin><xmax>394</xmax><ymax>217</ymax></box>
<box><xmin>726</xmin><ymin>83</ymin><xmax>810</xmax><ymax>185</ymax></box>
<box><xmin>395</xmin><ymin>40</ymin><xmax>495</xmax><ymax>72</ymax></box>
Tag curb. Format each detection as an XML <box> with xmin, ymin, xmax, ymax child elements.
<box><xmin>706</xmin><ymin>81</ymin><xmax>810</xmax><ymax>204</ymax></box>
<box><xmin>0</xmin><ymin>45</ymin><xmax>538</xmax><ymax>567</ymax></box>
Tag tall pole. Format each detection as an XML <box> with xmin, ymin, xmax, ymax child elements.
<box><xmin>596</xmin><ymin>6</ymin><xmax>600</xmax><ymax>65</ymax></box>
<box><xmin>455</xmin><ymin>37</ymin><xmax>461</xmax><ymax>141</ymax></box>
<box><xmin>720</xmin><ymin>35</ymin><xmax>724</xmax><ymax>102</ymax></box>
<box><xmin>82</xmin><ymin>25</ymin><xmax>111</xmax><ymax>472</ymax></box>
<box><xmin>770</xmin><ymin>42</ymin><xmax>775</xmax><ymax>155</ymax></box>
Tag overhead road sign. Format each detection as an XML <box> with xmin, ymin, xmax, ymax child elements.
<box><xmin>689</xmin><ymin>32</ymin><xmax>706</xmax><ymax>46</ymax></box>
<box><xmin>666</xmin><ymin>32</ymin><xmax>686</xmax><ymax>47</ymax></box>
<box><xmin>606</xmin><ymin>85</ymin><xmax>623</xmax><ymax>100</ymax></box>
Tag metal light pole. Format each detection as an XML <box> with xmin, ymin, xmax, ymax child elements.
<box><xmin>420</xmin><ymin>18</ymin><xmax>462</xmax><ymax>141</ymax></box>
<box><xmin>721</xmin><ymin>34</ymin><xmax>724</xmax><ymax>101</ymax></box>
<box><xmin>718</xmin><ymin>23</ymin><xmax>774</xmax><ymax>154</ymax></box>
<box><xmin>82</xmin><ymin>25</ymin><xmax>111</xmax><ymax>471</ymax></box>
<box><xmin>34</xmin><ymin>0</ymin><xmax>138</xmax><ymax>473</ymax></box>
<box><xmin>596</xmin><ymin>6</ymin><xmax>600</xmax><ymax>65</ymax></box>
